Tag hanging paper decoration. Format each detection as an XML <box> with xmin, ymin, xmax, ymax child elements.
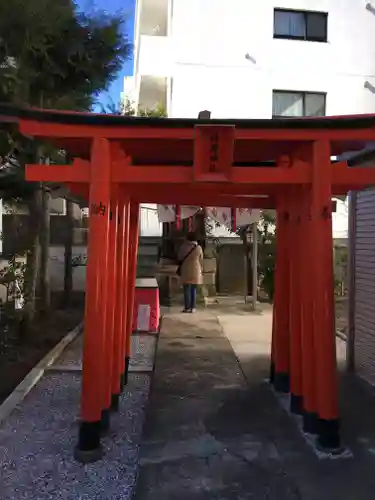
<box><xmin>157</xmin><ymin>205</ymin><xmax>262</xmax><ymax>227</ymax></box>
<box><xmin>206</xmin><ymin>207</ymin><xmax>232</xmax><ymax>228</ymax></box>
<box><xmin>157</xmin><ymin>205</ymin><xmax>176</xmax><ymax>223</ymax></box>
<box><xmin>157</xmin><ymin>205</ymin><xmax>199</xmax><ymax>223</ymax></box>
<box><xmin>180</xmin><ymin>206</ymin><xmax>200</xmax><ymax>220</ymax></box>
<box><xmin>236</xmin><ymin>208</ymin><xmax>261</xmax><ymax>226</ymax></box>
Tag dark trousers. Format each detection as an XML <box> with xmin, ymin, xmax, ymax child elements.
<box><xmin>183</xmin><ymin>284</ymin><xmax>197</xmax><ymax>310</ymax></box>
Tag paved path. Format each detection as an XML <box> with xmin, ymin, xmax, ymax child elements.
<box><xmin>135</xmin><ymin>308</ymin><xmax>375</xmax><ymax>500</ymax></box>
<box><xmin>134</xmin><ymin>310</ymin><xmax>302</xmax><ymax>499</ymax></box>
<box><xmin>0</xmin><ymin>333</ymin><xmax>157</xmax><ymax>500</ymax></box>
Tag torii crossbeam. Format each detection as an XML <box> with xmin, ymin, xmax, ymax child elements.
<box><xmin>2</xmin><ymin>103</ymin><xmax>375</xmax><ymax>461</ymax></box>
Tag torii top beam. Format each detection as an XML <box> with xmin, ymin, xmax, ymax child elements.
<box><xmin>1</xmin><ymin>104</ymin><xmax>375</xmax><ymax>203</ymax></box>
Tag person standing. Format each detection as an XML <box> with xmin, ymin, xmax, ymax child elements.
<box><xmin>177</xmin><ymin>232</ymin><xmax>203</xmax><ymax>313</ymax></box>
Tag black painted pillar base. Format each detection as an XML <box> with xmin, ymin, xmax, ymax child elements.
<box><xmin>111</xmin><ymin>393</ymin><xmax>120</xmax><ymax>412</ymax></box>
<box><xmin>124</xmin><ymin>356</ymin><xmax>130</xmax><ymax>385</ymax></box>
<box><xmin>120</xmin><ymin>373</ymin><xmax>125</xmax><ymax>392</ymax></box>
<box><xmin>317</xmin><ymin>418</ymin><xmax>341</xmax><ymax>451</ymax></box>
<box><xmin>290</xmin><ymin>393</ymin><xmax>303</xmax><ymax>415</ymax></box>
<box><xmin>273</xmin><ymin>371</ymin><xmax>290</xmax><ymax>393</ymax></box>
<box><xmin>100</xmin><ymin>408</ymin><xmax>111</xmax><ymax>435</ymax></box>
<box><xmin>269</xmin><ymin>360</ymin><xmax>275</xmax><ymax>384</ymax></box>
<box><xmin>302</xmin><ymin>411</ymin><xmax>319</xmax><ymax>435</ymax></box>
<box><xmin>74</xmin><ymin>421</ymin><xmax>103</xmax><ymax>463</ymax></box>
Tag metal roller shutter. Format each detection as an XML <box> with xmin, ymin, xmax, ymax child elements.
<box><xmin>354</xmin><ymin>187</ymin><xmax>375</xmax><ymax>385</ymax></box>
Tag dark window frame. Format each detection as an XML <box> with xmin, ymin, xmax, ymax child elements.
<box><xmin>272</xmin><ymin>90</ymin><xmax>327</xmax><ymax>118</ymax></box>
<box><xmin>273</xmin><ymin>8</ymin><xmax>328</xmax><ymax>43</ymax></box>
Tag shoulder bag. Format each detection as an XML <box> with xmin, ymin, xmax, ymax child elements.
<box><xmin>176</xmin><ymin>244</ymin><xmax>197</xmax><ymax>277</ymax></box>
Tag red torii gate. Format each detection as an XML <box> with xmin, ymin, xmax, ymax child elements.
<box><xmin>3</xmin><ymin>105</ymin><xmax>375</xmax><ymax>462</ymax></box>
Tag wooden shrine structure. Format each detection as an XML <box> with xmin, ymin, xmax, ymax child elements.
<box><xmin>2</xmin><ymin>104</ymin><xmax>375</xmax><ymax>461</ymax></box>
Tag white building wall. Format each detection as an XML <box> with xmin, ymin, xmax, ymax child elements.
<box><xmin>333</xmin><ymin>199</ymin><xmax>349</xmax><ymax>239</ymax></box>
<box><xmin>131</xmin><ymin>0</ymin><xmax>375</xmax><ymax>238</ymax></box>
<box><xmin>134</xmin><ymin>0</ymin><xmax>375</xmax><ymax>117</ymax></box>
<box><xmin>168</xmin><ymin>0</ymin><xmax>375</xmax><ymax>119</ymax></box>
<box><xmin>140</xmin><ymin>204</ymin><xmax>162</xmax><ymax>236</ymax></box>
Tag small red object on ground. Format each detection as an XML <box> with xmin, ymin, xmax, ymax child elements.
<box><xmin>132</xmin><ymin>278</ymin><xmax>160</xmax><ymax>334</ymax></box>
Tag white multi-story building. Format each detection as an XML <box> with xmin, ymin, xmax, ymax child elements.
<box><xmin>128</xmin><ymin>0</ymin><xmax>375</xmax><ymax>237</ymax></box>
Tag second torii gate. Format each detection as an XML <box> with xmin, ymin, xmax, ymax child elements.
<box><xmin>3</xmin><ymin>104</ymin><xmax>375</xmax><ymax>462</ymax></box>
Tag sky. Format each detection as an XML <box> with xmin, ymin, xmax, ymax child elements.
<box><xmin>76</xmin><ymin>0</ymin><xmax>136</xmax><ymax>111</ymax></box>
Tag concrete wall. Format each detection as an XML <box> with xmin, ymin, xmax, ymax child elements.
<box><xmin>48</xmin><ymin>246</ymin><xmax>87</xmax><ymax>292</ymax></box>
<box><xmin>48</xmin><ymin>236</ymin><xmax>161</xmax><ymax>292</ymax></box>
<box><xmin>216</xmin><ymin>242</ymin><xmax>247</xmax><ymax>295</ymax></box>
<box><xmin>1</xmin><ymin>213</ymin><xmax>88</xmax><ymax>258</ymax></box>
<box><xmin>0</xmin><ymin>200</ymin><xmax>88</xmax><ymax>302</ymax></box>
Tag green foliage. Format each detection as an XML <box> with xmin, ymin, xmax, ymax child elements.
<box><xmin>0</xmin><ymin>0</ymin><xmax>131</xmax><ymax>179</ymax></box>
<box><xmin>259</xmin><ymin>238</ymin><xmax>276</xmax><ymax>300</ymax></box>
<box><xmin>104</xmin><ymin>97</ymin><xmax>167</xmax><ymax>117</ymax></box>
<box><xmin>138</xmin><ymin>103</ymin><xmax>167</xmax><ymax>117</ymax></box>
<box><xmin>257</xmin><ymin>211</ymin><xmax>276</xmax><ymax>301</ymax></box>
<box><xmin>0</xmin><ymin>0</ymin><xmax>130</xmax><ymax>109</ymax></box>
<box><xmin>334</xmin><ymin>244</ymin><xmax>348</xmax><ymax>296</ymax></box>
<box><xmin>204</xmin><ymin>209</ymin><xmax>277</xmax><ymax>300</ymax></box>
<box><xmin>234</xmin><ymin>211</ymin><xmax>276</xmax><ymax>301</ymax></box>
<box><xmin>0</xmin><ymin>255</ymin><xmax>26</xmax><ymax>304</ymax></box>
<box><xmin>0</xmin><ymin>0</ymin><xmax>132</xmax><ymax>323</ymax></box>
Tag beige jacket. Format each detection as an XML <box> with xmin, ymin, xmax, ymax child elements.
<box><xmin>178</xmin><ymin>241</ymin><xmax>203</xmax><ymax>285</ymax></box>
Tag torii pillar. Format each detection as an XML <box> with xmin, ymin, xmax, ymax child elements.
<box><xmin>75</xmin><ymin>138</ymin><xmax>113</xmax><ymax>462</ymax></box>
<box><xmin>310</xmin><ymin>140</ymin><xmax>340</xmax><ymax>449</ymax></box>
<box><xmin>124</xmin><ymin>201</ymin><xmax>140</xmax><ymax>385</ymax></box>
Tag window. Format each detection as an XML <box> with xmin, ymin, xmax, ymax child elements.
<box><xmin>272</xmin><ymin>91</ymin><xmax>326</xmax><ymax>118</ymax></box>
<box><xmin>274</xmin><ymin>9</ymin><xmax>327</xmax><ymax>42</ymax></box>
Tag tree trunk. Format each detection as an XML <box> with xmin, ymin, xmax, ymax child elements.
<box><xmin>21</xmin><ymin>187</ymin><xmax>43</xmax><ymax>332</ymax></box>
<box><xmin>63</xmin><ymin>200</ymin><xmax>74</xmax><ymax>308</ymax></box>
<box><xmin>39</xmin><ymin>186</ymin><xmax>51</xmax><ymax>313</ymax></box>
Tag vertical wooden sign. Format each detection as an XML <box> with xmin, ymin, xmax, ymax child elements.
<box><xmin>193</xmin><ymin>125</ymin><xmax>235</xmax><ymax>182</ymax></box>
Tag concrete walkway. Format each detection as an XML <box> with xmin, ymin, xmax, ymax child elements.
<box><xmin>134</xmin><ymin>310</ymin><xmax>301</xmax><ymax>499</ymax></box>
<box><xmin>135</xmin><ymin>307</ymin><xmax>375</xmax><ymax>500</ymax></box>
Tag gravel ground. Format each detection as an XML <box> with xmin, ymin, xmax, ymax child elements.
<box><xmin>131</xmin><ymin>335</ymin><xmax>157</xmax><ymax>371</ymax></box>
<box><xmin>56</xmin><ymin>335</ymin><xmax>157</xmax><ymax>372</ymax></box>
<box><xmin>0</xmin><ymin>372</ymin><xmax>151</xmax><ymax>500</ymax></box>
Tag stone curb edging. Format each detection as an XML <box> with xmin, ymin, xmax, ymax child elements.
<box><xmin>0</xmin><ymin>321</ymin><xmax>84</xmax><ymax>426</ymax></box>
